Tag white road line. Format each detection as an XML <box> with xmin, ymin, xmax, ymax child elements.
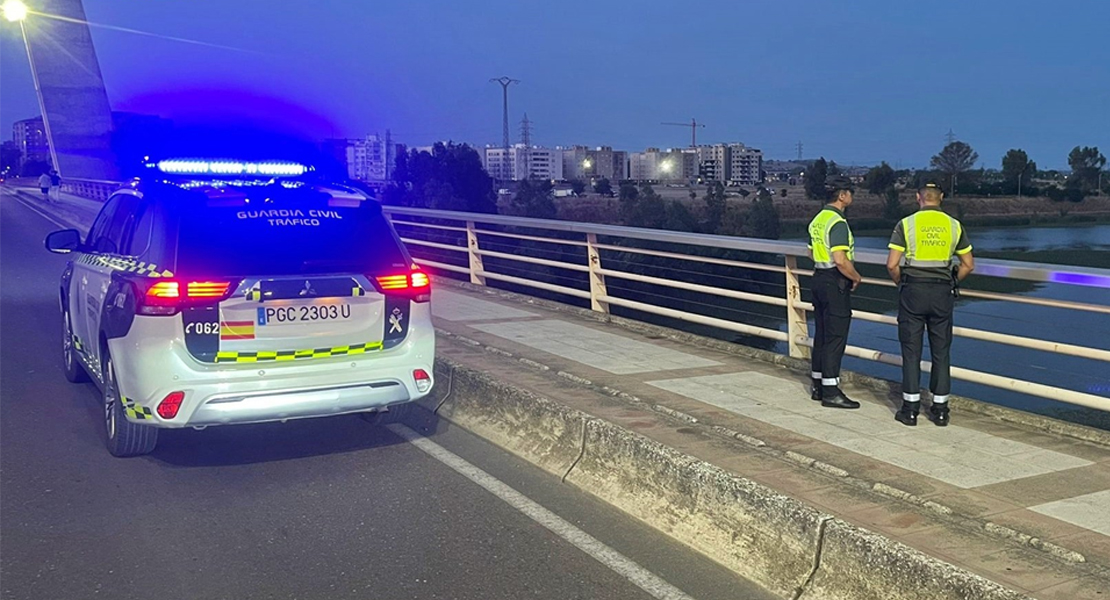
<box><xmin>388</xmin><ymin>423</ymin><xmax>698</xmax><ymax>600</ymax></box>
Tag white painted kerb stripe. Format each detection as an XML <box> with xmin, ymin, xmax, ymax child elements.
<box><xmin>388</xmin><ymin>424</ymin><xmax>697</xmax><ymax>600</ymax></box>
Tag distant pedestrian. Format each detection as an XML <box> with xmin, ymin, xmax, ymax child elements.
<box><xmin>38</xmin><ymin>172</ymin><xmax>52</xmax><ymax>202</ymax></box>
<box><xmin>887</xmin><ymin>183</ymin><xmax>975</xmax><ymax>427</ymax></box>
<box><xmin>49</xmin><ymin>170</ymin><xmax>61</xmax><ymax>202</ymax></box>
<box><xmin>807</xmin><ymin>175</ymin><xmax>863</xmax><ymax>409</ymax></box>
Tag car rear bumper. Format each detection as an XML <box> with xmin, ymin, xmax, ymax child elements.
<box><xmin>108</xmin><ymin>306</ymin><xmax>434</xmax><ymax>428</ymax></box>
<box><xmin>187</xmin><ymin>380</ymin><xmax>412</xmax><ymax>426</ymax></box>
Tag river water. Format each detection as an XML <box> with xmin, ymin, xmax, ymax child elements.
<box><xmin>840</xmin><ymin>223</ymin><xmax>1110</xmax><ymax>428</ymax></box>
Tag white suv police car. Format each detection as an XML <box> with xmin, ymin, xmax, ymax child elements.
<box><xmin>45</xmin><ymin>159</ymin><xmax>435</xmax><ymax>457</ymax></box>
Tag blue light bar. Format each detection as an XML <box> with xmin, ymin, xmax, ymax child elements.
<box><xmin>151</xmin><ymin>159</ymin><xmax>310</xmax><ymax>177</ymax></box>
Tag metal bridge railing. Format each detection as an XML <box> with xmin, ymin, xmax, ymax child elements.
<box><xmin>59</xmin><ymin>178</ymin><xmax>122</xmax><ymax>203</ymax></box>
<box><xmin>384</xmin><ymin>206</ymin><xmax>1110</xmax><ymax>414</ymax></box>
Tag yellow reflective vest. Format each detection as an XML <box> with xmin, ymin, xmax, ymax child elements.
<box><xmin>808</xmin><ymin>208</ymin><xmax>853</xmax><ymax>269</ymax></box>
<box><xmin>897</xmin><ymin>210</ymin><xmax>964</xmax><ymax>268</ymax></box>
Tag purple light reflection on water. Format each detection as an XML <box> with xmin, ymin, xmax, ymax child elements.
<box><xmin>1048</xmin><ymin>272</ymin><xmax>1110</xmax><ymax>288</ymax></box>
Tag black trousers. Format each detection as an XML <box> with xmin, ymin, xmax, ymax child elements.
<box><xmin>898</xmin><ymin>279</ymin><xmax>955</xmax><ymax>398</ymax></box>
<box><xmin>811</xmin><ymin>269</ymin><xmax>852</xmax><ymax>382</ymax></box>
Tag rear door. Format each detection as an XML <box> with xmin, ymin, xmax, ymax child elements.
<box><xmin>73</xmin><ymin>196</ymin><xmax>121</xmax><ymax>363</ymax></box>
<box><xmin>172</xmin><ymin>193</ymin><xmax>422</xmax><ymax>365</ymax></box>
<box><xmin>84</xmin><ymin>192</ymin><xmax>143</xmax><ymax>368</ymax></box>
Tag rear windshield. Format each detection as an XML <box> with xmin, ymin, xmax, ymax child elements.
<box><xmin>176</xmin><ymin>198</ymin><xmax>409</xmax><ymax>277</ymax></box>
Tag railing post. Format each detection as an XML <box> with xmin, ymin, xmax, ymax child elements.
<box><xmin>466</xmin><ymin>220</ymin><xmax>485</xmax><ymax>286</ymax></box>
<box><xmin>586</xmin><ymin>233</ymin><xmax>609</xmax><ymax>315</ymax></box>
<box><xmin>784</xmin><ymin>255</ymin><xmax>810</xmax><ymax>359</ymax></box>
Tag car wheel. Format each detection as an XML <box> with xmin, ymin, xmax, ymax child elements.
<box><xmin>359</xmin><ymin>401</ymin><xmax>414</xmax><ymax>426</ymax></box>
<box><xmin>61</xmin><ymin>304</ymin><xmax>89</xmax><ymax>383</ymax></box>
<box><xmin>103</xmin><ymin>352</ymin><xmax>158</xmax><ymax>457</ymax></box>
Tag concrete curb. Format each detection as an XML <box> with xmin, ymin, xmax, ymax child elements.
<box><xmin>810</xmin><ymin>520</ymin><xmax>1027</xmax><ymax>600</ymax></box>
<box><xmin>422</xmin><ymin>357</ymin><xmax>1031</xmax><ymax>600</ymax></box>
<box><xmin>430</xmin><ymin>276</ymin><xmax>1110</xmax><ymax>448</ymax></box>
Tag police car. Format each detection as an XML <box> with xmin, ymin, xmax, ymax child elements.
<box><xmin>44</xmin><ymin>159</ymin><xmax>435</xmax><ymax>457</ymax></box>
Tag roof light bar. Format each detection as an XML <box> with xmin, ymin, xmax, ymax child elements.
<box><xmin>151</xmin><ymin>159</ymin><xmax>309</xmax><ymax>177</ymax></box>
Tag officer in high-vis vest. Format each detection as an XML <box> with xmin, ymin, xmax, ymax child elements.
<box><xmin>886</xmin><ymin>183</ymin><xmax>975</xmax><ymax>426</ymax></box>
<box><xmin>807</xmin><ymin>176</ymin><xmax>863</xmax><ymax>409</ymax></box>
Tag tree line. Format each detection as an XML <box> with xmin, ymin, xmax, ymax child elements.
<box><xmin>804</xmin><ymin>144</ymin><xmax>1107</xmax><ymax>205</ymax></box>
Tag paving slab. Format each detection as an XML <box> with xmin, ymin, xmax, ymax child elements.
<box><xmin>471</xmin><ymin>319</ymin><xmax>721</xmax><ymax>374</ymax></box>
<box><xmin>431</xmin><ymin>289</ymin><xmax>540</xmax><ymax>322</ymax></box>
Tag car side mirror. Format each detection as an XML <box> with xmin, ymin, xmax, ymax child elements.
<box><xmin>45</xmin><ymin>229</ymin><xmax>82</xmax><ymax>254</ymax></box>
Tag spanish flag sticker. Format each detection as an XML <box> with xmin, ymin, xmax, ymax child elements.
<box><xmin>220</xmin><ymin>321</ymin><xmax>255</xmax><ymax>341</ymax></box>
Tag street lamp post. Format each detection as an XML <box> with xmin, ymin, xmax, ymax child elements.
<box><xmin>3</xmin><ymin>1</ymin><xmax>61</xmax><ymax>173</ymax></box>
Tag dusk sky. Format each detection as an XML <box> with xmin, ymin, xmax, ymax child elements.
<box><xmin>2</xmin><ymin>0</ymin><xmax>1108</xmax><ymax>169</ymax></box>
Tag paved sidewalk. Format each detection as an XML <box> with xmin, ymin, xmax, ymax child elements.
<box><xmin>429</xmin><ymin>283</ymin><xmax>1110</xmax><ymax>599</ymax></box>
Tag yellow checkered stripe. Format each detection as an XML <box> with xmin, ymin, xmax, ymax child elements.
<box><xmin>215</xmin><ymin>341</ymin><xmax>384</xmax><ymax>363</ymax></box>
<box><xmin>78</xmin><ymin>254</ymin><xmax>173</xmax><ymax>278</ymax></box>
<box><xmin>121</xmin><ymin>397</ymin><xmax>154</xmax><ymax>420</ymax></box>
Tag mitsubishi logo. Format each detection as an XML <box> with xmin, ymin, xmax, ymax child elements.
<box><xmin>299</xmin><ymin>280</ymin><xmax>316</xmax><ymax>297</ymax></box>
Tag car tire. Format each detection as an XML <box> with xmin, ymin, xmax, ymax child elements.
<box><xmin>61</xmin><ymin>304</ymin><xmax>89</xmax><ymax>383</ymax></box>
<box><xmin>359</xmin><ymin>401</ymin><xmax>414</xmax><ymax>426</ymax></box>
<box><xmin>102</xmin><ymin>352</ymin><xmax>158</xmax><ymax>457</ymax></box>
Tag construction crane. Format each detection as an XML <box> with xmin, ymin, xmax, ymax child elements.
<box><xmin>661</xmin><ymin>119</ymin><xmax>706</xmax><ymax>148</ymax></box>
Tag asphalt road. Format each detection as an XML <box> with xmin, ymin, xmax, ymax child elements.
<box><xmin>0</xmin><ymin>188</ymin><xmax>774</xmax><ymax>600</ymax></box>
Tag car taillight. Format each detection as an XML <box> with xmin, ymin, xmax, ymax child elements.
<box><xmin>374</xmin><ymin>270</ymin><xmax>431</xmax><ymax>303</ymax></box>
<box><xmin>187</xmin><ymin>281</ymin><xmax>231</xmax><ymax>298</ymax></box>
<box><xmin>375</xmin><ymin>275</ymin><xmax>410</xmax><ymax>290</ymax></box>
<box><xmin>157</xmin><ymin>391</ymin><xmax>185</xmax><ymax>419</ymax></box>
<box><xmin>137</xmin><ymin>279</ymin><xmax>233</xmax><ymax>316</ymax></box>
<box><xmin>413</xmin><ymin>369</ymin><xmax>432</xmax><ymax>393</ymax></box>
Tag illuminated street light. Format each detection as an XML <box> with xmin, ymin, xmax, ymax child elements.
<box><xmin>2</xmin><ymin>0</ymin><xmax>28</xmax><ymax>22</ymax></box>
<box><xmin>660</xmin><ymin>160</ymin><xmax>674</xmax><ymax>174</ymax></box>
<box><xmin>583</xmin><ymin>158</ymin><xmax>592</xmax><ymax>169</ymax></box>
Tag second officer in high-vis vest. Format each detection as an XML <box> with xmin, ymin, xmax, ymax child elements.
<box><xmin>807</xmin><ymin>176</ymin><xmax>863</xmax><ymax>409</ymax></box>
<box><xmin>886</xmin><ymin>183</ymin><xmax>975</xmax><ymax>427</ymax></box>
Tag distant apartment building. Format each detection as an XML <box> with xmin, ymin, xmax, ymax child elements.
<box><xmin>696</xmin><ymin>145</ymin><xmax>729</xmax><ymax>182</ymax></box>
<box><xmin>561</xmin><ymin>146</ymin><xmax>590</xmax><ymax>180</ymax></box>
<box><xmin>483</xmin><ymin>144</ymin><xmax>565</xmax><ymax>181</ymax></box>
<box><xmin>561</xmin><ymin>145</ymin><xmax>628</xmax><ymax>181</ymax></box>
<box><xmin>683</xmin><ymin>143</ymin><xmax>764</xmax><ymax>186</ymax></box>
<box><xmin>728</xmin><ymin>144</ymin><xmax>763</xmax><ymax>186</ymax></box>
<box><xmin>12</xmin><ymin>116</ymin><xmax>51</xmax><ymax>167</ymax></box>
<box><xmin>629</xmin><ymin>147</ymin><xmax>689</xmax><ymax>182</ymax></box>
<box><xmin>525</xmin><ymin>146</ymin><xmax>563</xmax><ymax>181</ymax></box>
<box><xmin>323</xmin><ymin>134</ymin><xmax>396</xmax><ymax>182</ymax></box>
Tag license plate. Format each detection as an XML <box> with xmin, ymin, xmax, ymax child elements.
<box><xmin>257</xmin><ymin>302</ymin><xmax>353</xmax><ymax>326</ymax></box>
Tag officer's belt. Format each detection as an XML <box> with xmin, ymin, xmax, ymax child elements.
<box><xmin>901</xmin><ymin>275</ymin><xmax>951</xmax><ymax>285</ymax></box>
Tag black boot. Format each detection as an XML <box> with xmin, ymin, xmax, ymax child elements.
<box><xmin>929</xmin><ymin>404</ymin><xmax>950</xmax><ymax>427</ymax></box>
<box><xmin>895</xmin><ymin>401</ymin><xmax>920</xmax><ymax>426</ymax></box>
<box><xmin>821</xmin><ymin>386</ymin><xmax>860</xmax><ymax>409</ymax></box>
<box><xmin>811</xmin><ymin>378</ymin><xmax>822</xmax><ymax>401</ymax></box>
